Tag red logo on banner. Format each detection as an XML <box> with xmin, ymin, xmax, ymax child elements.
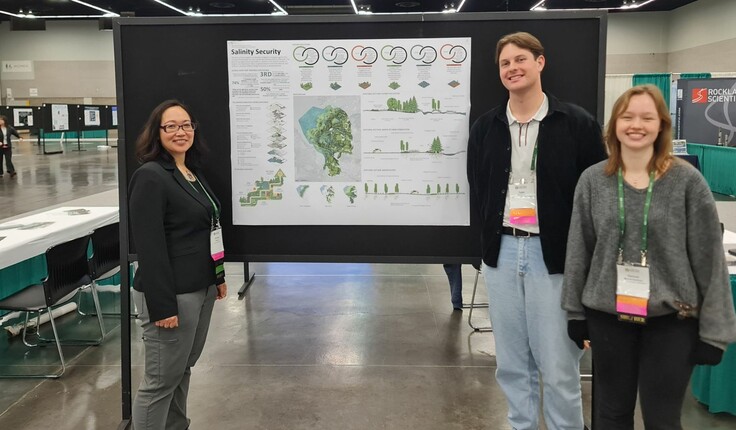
<box><xmin>692</xmin><ymin>88</ymin><xmax>708</xmax><ymax>104</ymax></box>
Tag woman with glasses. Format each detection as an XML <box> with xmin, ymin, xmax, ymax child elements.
<box><xmin>562</xmin><ymin>85</ymin><xmax>736</xmax><ymax>429</ymax></box>
<box><xmin>129</xmin><ymin>99</ymin><xmax>227</xmax><ymax>430</ymax></box>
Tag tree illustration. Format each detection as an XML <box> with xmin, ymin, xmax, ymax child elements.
<box><xmin>437</xmin><ymin>184</ymin><xmax>441</xmax><ymax>194</ymax></box>
<box><xmin>395</xmin><ymin>184</ymin><xmax>399</xmax><ymax>193</ymax></box>
<box><xmin>400</xmin><ymin>140</ymin><xmax>405</xmax><ymax>152</ymax></box>
<box><xmin>426</xmin><ymin>184</ymin><xmax>431</xmax><ymax>194</ymax></box>
<box><xmin>384</xmin><ymin>183</ymin><xmax>388</xmax><ymax>194</ymax></box>
<box><xmin>364</xmin><ymin>183</ymin><xmax>369</xmax><ymax>194</ymax></box>
<box><xmin>432</xmin><ymin>99</ymin><xmax>437</xmax><ymax>110</ymax></box>
<box><xmin>437</xmin><ymin>100</ymin><xmax>441</xmax><ymax>110</ymax></box>
<box><xmin>306</xmin><ymin>106</ymin><xmax>353</xmax><ymax>176</ymax></box>
<box><xmin>445</xmin><ymin>183</ymin><xmax>449</xmax><ymax>194</ymax></box>
<box><xmin>430</xmin><ymin>136</ymin><xmax>443</xmax><ymax>154</ymax></box>
<box><xmin>374</xmin><ymin>183</ymin><xmax>378</xmax><ymax>194</ymax></box>
<box><xmin>387</xmin><ymin>98</ymin><xmax>400</xmax><ymax>111</ymax></box>
<box><xmin>455</xmin><ymin>183</ymin><xmax>460</xmax><ymax>193</ymax></box>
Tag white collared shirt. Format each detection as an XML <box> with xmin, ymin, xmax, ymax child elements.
<box><xmin>503</xmin><ymin>94</ymin><xmax>549</xmax><ymax>232</ymax></box>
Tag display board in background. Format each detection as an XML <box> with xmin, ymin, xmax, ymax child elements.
<box><xmin>676</xmin><ymin>78</ymin><xmax>736</xmax><ymax>146</ymax></box>
<box><xmin>49</xmin><ymin>103</ymin><xmax>73</xmax><ymax>131</ymax></box>
<box><xmin>0</xmin><ymin>106</ymin><xmax>42</xmax><ymax>131</ymax></box>
<box><xmin>111</xmin><ymin>106</ymin><xmax>118</xmax><ymax>127</ymax></box>
<box><xmin>77</xmin><ymin>105</ymin><xmax>113</xmax><ymax>130</ymax></box>
<box><xmin>115</xmin><ymin>13</ymin><xmax>606</xmax><ymax>264</ymax></box>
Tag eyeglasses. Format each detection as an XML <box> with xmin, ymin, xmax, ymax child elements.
<box><xmin>160</xmin><ymin>122</ymin><xmax>196</xmax><ymax>133</ymax></box>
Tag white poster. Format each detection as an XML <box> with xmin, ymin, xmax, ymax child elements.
<box><xmin>227</xmin><ymin>38</ymin><xmax>471</xmax><ymax>226</ymax></box>
<box><xmin>51</xmin><ymin>104</ymin><xmax>69</xmax><ymax>131</ymax></box>
<box><xmin>13</xmin><ymin>108</ymin><xmax>33</xmax><ymax>127</ymax></box>
<box><xmin>111</xmin><ymin>106</ymin><xmax>118</xmax><ymax>127</ymax></box>
<box><xmin>84</xmin><ymin>107</ymin><xmax>101</xmax><ymax>126</ymax></box>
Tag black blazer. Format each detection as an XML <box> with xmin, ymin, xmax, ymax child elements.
<box><xmin>129</xmin><ymin>159</ymin><xmax>224</xmax><ymax>321</ymax></box>
<box><xmin>0</xmin><ymin>125</ymin><xmax>20</xmax><ymax>147</ymax></box>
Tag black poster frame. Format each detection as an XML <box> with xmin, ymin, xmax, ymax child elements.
<box><xmin>113</xmin><ymin>12</ymin><xmax>607</xmax><ymax>426</ymax></box>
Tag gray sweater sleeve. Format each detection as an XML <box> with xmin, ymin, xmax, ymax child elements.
<box><xmin>561</xmin><ymin>167</ymin><xmax>597</xmax><ymax>321</ymax></box>
<box><xmin>684</xmin><ymin>171</ymin><xmax>736</xmax><ymax>350</ymax></box>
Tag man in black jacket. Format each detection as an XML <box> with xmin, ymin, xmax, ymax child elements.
<box><xmin>0</xmin><ymin>115</ymin><xmax>21</xmax><ymax>178</ymax></box>
<box><xmin>466</xmin><ymin>32</ymin><xmax>606</xmax><ymax>429</ymax></box>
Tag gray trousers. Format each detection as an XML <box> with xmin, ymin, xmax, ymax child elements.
<box><xmin>132</xmin><ymin>286</ymin><xmax>216</xmax><ymax>430</ymax></box>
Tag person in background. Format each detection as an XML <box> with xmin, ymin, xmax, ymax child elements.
<box><xmin>129</xmin><ymin>99</ymin><xmax>227</xmax><ymax>430</ymax></box>
<box><xmin>562</xmin><ymin>84</ymin><xmax>736</xmax><ymax>429</ymax></box>
<box><xmin>443</xmin><ymin>264</ymin><xmax>463</xmax><ymax>310</ymax></box>
<box><xmin>466</xmin><ymin>31</ymin><xmax>606</xmax><ymax>429</ymax></box>
<box><xmin>0</xmin><ymin>115</ymin><xmax>21</xmax><ymax>178</ymax></box>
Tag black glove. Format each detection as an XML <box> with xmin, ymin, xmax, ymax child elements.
<box><xmin>567</xmin><ymin>319</ymin><xmax>589</xmax><ymax>350</ymax></box>
<box><xmin>691</xmin><ymin>341</ymin><xmax>724</xmax><ymax>365</ymax></box>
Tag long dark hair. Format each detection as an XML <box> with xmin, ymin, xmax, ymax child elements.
<box><xmin>135</xmin><ymin>99</ymin><xmax>208</xmax><ymax>169</ymax></box>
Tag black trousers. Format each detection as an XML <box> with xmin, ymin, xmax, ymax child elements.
<box><xmin>0</xmin><ymin>147</ymin><xmax>15</xmax><ymax>175</ymax></box>
<box><xmin>586</xmin><ymin>308</ymin><xmax>698</xmax><ymax>430</ymax></box>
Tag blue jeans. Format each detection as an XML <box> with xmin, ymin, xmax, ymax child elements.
<box><xmin>483</xmin><ymin>236</ymin><xmax>584</xmax><ymax>430</ymax></box>
<box><xmin>443</xmin><ymin>264</ymin><xmax>463</xmax><ymax>309</ymax></box>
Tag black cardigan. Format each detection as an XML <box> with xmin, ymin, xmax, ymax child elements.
<box><xmin>467</xmin><ymin>93</ymin><xmax>607</xmax><ymax>274</ymax></box>
<box><xmin>129</xmin><ymin>159</ymin><xmax>225</xmax><ymax>321</ymax></box>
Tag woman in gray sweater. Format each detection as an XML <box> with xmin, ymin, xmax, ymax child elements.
<box><xmin>562</xmin><ymin>85</ymin><xmax>736</xmax><ymax>429</ymax></box>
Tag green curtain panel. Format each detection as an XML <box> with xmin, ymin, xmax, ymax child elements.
<box><xmin>632</xmin><ymin>73</ymin><xmax>671</xmax><ymax>107</ymax></box>
<box><xmin>680</xmin><ymin>73</ymin><xmax>712</xmax><ymax>79</ymax></box>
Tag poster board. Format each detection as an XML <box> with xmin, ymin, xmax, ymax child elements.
<box><xmin>115</xmin><ymin>12</ymin><xmax>606</xmax><ymax>264</ymax></box>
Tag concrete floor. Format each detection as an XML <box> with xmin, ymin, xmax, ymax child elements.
<box><xmin>1</xmin><ymin>140</ymin><xmax>735</xmax><ymax>429</ymax></box>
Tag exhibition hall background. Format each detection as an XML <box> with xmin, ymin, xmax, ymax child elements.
<box><xmin>2</xmin><ymin>0</ymin><xmax>736</xmax><ymax>115</ymax></box>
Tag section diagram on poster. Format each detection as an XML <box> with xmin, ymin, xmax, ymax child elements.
<box><xmin>227</xmin><ymin>38</ymin><xmax>471</xmax><ymax>226</ymax></box>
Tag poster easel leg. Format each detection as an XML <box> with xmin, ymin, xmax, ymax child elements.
<box><xmin>467</xmin><ymin>268</ymin><xmax>492</xmax><ymax>332</ymax></box>
<box><xmin>237</xmin><ymin>261</ymin><xmax>256</xmax><ymax>299</ymax></box>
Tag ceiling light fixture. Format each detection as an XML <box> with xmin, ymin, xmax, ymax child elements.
<box><xmin>530</xmin><ymin>0</ymin><xmax>547</xmax><ymax>11</ymax></box>
<box><xmin>70</xmin><ymin>0</ymin><xmax>120</xmax><ymax>17</ymax></box>
<box><xmin>621</xmin><ymin>0</ymin><xmax>656</xmax><ymax>9</ymax></box>
<box><xmin>268</xmin><ymin>0</ymin><xmax>288</xmax><ymax>15</ymax></box>
<box><xmin>0</xmin><ymin>9</ymin><xmax>23</xmax><ymax>18</ymax></box>
<box><xmin>152</xmin><ymin>0</ymin><xmax>190</xmax><ymax>16</ymax></box>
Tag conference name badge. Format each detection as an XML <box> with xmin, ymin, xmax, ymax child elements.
<box><xmin>210</xmin><ymin>226</ymin><xmax>224</xmax><ymax>261</ymax></box>
<box><xmin>509</xmin><ymin>182</ymin><xmax>538</xmax><ymax>226</ymax></box>
<box><xmin>616</xmin><ymin>263</ymin><xmax>650</xmax><ymax>324</ymax></box>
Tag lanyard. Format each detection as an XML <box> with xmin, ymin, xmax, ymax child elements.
<box><xmin>186</xmin><ymin>176</ymin><xmax>220</xmax><ymax>223</ymax></box>
<box><xmin>617</xmin><ymin>168</ymin><xmax>655</xmax><ymax>266</ymax></box>
<box><xmin>510</xmin><ymin>121</ymin><xmax>539</xmax><ymax>174</ymax></box>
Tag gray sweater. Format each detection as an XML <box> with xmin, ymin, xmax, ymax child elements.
<box><xmin>562</xmin><ymin>160</ymin><xmax>736</xmax><ymax>349</ymax></box>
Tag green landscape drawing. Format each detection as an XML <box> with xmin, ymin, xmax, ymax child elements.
<box><xmin>299</xmin><ymin>105</ymin><xmax>354</xmax><ymax>176</ymax></box>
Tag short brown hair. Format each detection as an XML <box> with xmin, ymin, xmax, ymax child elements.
<box><xmin>604</xmin><ymin>85</ymin><xmax>674</xmax><ymax>176</ymax></box>
<box><xmin>495</xmin><ymin>32</ymin><xmax>545</xmax><ymax>64</ymax></box>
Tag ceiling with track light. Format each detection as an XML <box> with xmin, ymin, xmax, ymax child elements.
<box><xmin>0</xmin><ymin>0</ymin><xmax>699</xmax><ymax>21</ymax></box>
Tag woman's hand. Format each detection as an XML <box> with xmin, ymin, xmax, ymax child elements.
<box><xmin>216</xmin><ymin>283</ymin><xmax>228</xmax><ymax>300</ymax></box>
<box><xmin>155</xmin><ymin>315</ymin><xmax>179</xmax><ymax>329</ymax></box>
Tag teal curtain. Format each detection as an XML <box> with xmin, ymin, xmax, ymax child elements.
<box><xmin>680</xmin><ymin>73</ymin><xmax>712</xmax><ymax>79</ymax></box>
<box><xmin>632</xmin><ymin>73</ymin><xmax>671</xmax><ymax>107</ymax></box>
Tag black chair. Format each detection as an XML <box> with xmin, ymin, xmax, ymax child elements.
<box><xmin>77</xmin><ymin>222</ymin><xmax>123</xmax><ymax>316</ymax></box>
<box><xmin>0</xmin><ymin>233</ymin><xmax>105</xmax><ymax>378</ymax></box>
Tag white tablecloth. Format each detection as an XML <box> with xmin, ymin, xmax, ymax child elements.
<box><xmin>0</xmin><ymin>206</ymin><xmax>119</xmax><ymax>269</ymax></box>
